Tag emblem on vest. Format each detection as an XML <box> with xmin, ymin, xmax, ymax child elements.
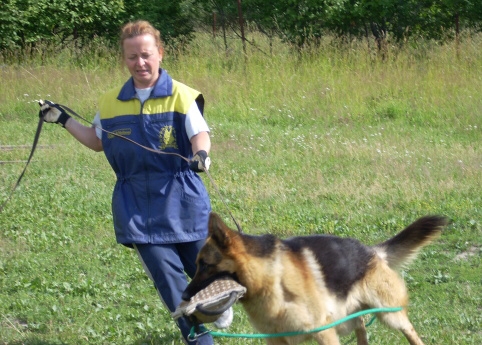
<box><xmin>159</xmin><ymin>125</ymin><xmax>178</xmax><ymax>150</ymax></box>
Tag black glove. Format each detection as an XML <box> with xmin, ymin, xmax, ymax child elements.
<box><xmin>189</xmin><ymin>150</ymin><xmax>211</xmax><ymax>172</ymax></box>
<box><xmin>38</xmin><ymin>100</ymin><xmax>71</xmax><ymax>127</ymax></box>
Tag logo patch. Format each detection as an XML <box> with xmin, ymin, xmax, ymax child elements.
<box><xmin>107</xmin><ymin>128</ymin><xmax>132</xmax><ymax>139</ymax></box>
<box><xmin>159</xmin><ymin>125</ymin><xmax>178</xmax><ymax>150</ymax></box>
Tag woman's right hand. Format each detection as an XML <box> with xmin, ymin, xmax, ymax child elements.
<box><xmin>38</xmin><ymin>100</ymin><xmax>71</xmax><ymax>127</ymax></box>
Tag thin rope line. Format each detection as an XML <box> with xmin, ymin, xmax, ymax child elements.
<box><xmin>58</xmin><ymin>103</ymin><xmax>191</xmax><ymax>162</ymax></box>
<box><xmin>189</xmin><ymin>307</ymin><xmax>402</xmax><ymax>340</ymax></box>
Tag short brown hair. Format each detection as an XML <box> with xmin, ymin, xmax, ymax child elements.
<box><xmin>120</xmin><ymin>20</ymin><xmax>164</xmax><ymax>55</ymax></box>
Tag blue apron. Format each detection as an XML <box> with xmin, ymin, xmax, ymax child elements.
<box><xmin>98</xmin><ymin>69</ymin><xmax>210</xmax><ymax>244</ymax></box>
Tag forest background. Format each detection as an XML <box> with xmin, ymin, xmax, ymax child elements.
<box><xmin>1</xmin><ymin>0</ymin><xmax>482</xmax><ymax>55</ymax></box>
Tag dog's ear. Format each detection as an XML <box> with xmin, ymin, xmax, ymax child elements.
<box><xmin>208</xmin><ymin>212</ymin><xmax>233</xmax><ymax>249</ymax></box>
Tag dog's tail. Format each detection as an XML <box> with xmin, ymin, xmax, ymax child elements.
<box><xmin>374</xmin><ymin>215</ymin><xmax>448</xmax><ymax>271</ymax></box>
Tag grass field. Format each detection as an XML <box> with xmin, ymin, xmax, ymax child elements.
<box><xmin>0</xmin><ymin>33</ymin><xmax>481</xmax><ymax>344</ymax></box>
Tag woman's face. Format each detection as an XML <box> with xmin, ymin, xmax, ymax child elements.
<box><xmin>123</xmin><ymin>34</ymin><xmax>162</xmax><ymax>89</ymax></box>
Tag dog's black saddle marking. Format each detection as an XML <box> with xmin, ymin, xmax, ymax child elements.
<box><xmin>284</xmin><ymin>235</ymin><xmax>375</xmax><ymax>298</ymax></box>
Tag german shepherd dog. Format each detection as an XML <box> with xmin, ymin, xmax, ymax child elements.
<box><xmin>183</xmin><ymin>212</ymin><xmax>448</xmax><ymax>345</ymax></box>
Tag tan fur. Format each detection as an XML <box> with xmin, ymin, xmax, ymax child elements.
<box><xmin>185</xmin><ymin>213</ymin><xmax>448</xmax><ymax>345</ymax></box>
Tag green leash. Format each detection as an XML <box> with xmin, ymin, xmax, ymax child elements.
<box><xmin>189</xmin><ymin>307</ymin><xmax>402</xmax><ymax>340</ymax></box>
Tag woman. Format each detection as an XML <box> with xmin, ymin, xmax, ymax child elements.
<box><xmin>38</xmin><ymin>20</ymin><xmax>231</xmax><ymax>344</ymax></box>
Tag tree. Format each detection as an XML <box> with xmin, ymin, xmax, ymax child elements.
<box><xmin>0</xmin><ymin>0</ymin><xmax>125</xmax><ymax>51</ymax></box>
<box><xmin>2</xmin><ymin>0</ymin><xmax>482</xmax><ymax>55</ymax></box>
<box><xmin>0</xmin><ymin>0</ymin><xmax>199</xmax><ymax>53</ymax></box>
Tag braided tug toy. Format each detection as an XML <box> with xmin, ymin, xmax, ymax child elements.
<box><xmin>173</xmin><ymin>277</ymin><xmax>246</xmax><ymax>324</ymax></box>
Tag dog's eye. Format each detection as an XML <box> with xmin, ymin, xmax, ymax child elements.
<box><xmin>198</xmin><ymin>259</ymin><xmax>217</xmax><ymax>273</ymax></box>
<box><xmin>198</xmin><ymin>260</ymin><xmax>209</xmax><ymax>271</ymax></box>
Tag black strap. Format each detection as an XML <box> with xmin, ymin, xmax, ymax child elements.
<box><xmin>0</xmin><ymin>116</ymin><xmax>44</xmax><ymax>213</ymax></box>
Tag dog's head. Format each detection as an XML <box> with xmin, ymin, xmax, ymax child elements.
<box><xmin>182</xmin><ymin>212</ymin><xmax>241</xmax><ymax>301</ymax></box>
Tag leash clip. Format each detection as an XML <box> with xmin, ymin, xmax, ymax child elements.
<box><xmin>188</xmin><ymin>325</ymin><xmax>210</xmax><ymax>341</ymax></box>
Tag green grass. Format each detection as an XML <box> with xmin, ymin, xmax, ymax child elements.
<box><xmin>1</xmin><ymin>33</ymin><xmax>481</xmax><ymax>344</ymax></box>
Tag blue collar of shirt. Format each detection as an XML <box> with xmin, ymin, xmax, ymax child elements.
<box><xmin>117</xmin><ymin>69</ymin><xmax>173</xmax><ymax>101</ymax></box>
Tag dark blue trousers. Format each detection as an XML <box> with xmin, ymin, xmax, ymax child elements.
<box><xmin>134</xmin><ymin>241</ymin><xmax>213</xmax><ymax>345</ymax></box>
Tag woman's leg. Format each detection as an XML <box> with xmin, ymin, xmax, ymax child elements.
<box><xmin>177</xmin><ymin>239</ymin><xmax>205</xmax><ymax>279</ymax></box>
<box><xmin>133</xmin><ymin>243</ymin><xmax>213</xmax><ymax>345</ymax></box>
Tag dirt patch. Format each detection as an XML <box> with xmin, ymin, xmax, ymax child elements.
<box><xmin>453</xmin><ymin>246</ymin><xmax>480</xmax><ymax>261</ymax></box>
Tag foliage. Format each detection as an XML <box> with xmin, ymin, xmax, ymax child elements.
<box><xmin>211</xmin><ymin>0</ymin><xmax>482</xmax><ymax>48</ymax></box>
<box><xmin>2</xmin><ymin>0</ymin><xmax>482</xmax><ymax>56</ymax></box>
<box><xmin>0</xmin><ymin>0</ymin><xmax>198</xmax><ymax>57</ymax></box>
<box><xmin>122</xmin><ymin>0</ymin><xmax>196</xmax><ymax>48</ymax></box>
<box><xmin>0</xmin><ymin>0</ymin><xmax>125</xmax><ymax>50</ymax></box>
